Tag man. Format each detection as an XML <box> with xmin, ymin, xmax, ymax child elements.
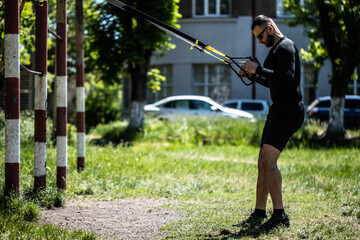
<box><xmin>233</xmin><ymin>15</ymin><xmax>304</xmax><ymax>232</ymax></box>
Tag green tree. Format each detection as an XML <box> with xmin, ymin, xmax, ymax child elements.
<box><xmin>282</xmin><ymin>0</ymin><xmax>360</xmax><ymax>138</ymax></box>
<box><xmin>0</xmin><ymin>0</ymin><xmax>35</xmax><ymax>73</ymax></box>
<box><xmin>86</xmin><ymin>0</ymin><xmax>180</xmax><ymax>130</ymax></box>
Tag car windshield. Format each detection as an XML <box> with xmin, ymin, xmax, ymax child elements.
<box><xmin>242</xmin><ymin>102</ymin><xmax>263</xmax><ymax>111</ymax></box>
<box><xmin>224</xmin><ymin>102</ymin><xmax>237</xmax><ymax>109</ymax></box>
<box><xmin>161</xmin><ymin>99</ymin><xmax>216</xmax><ymax>111</ymax></box>
<box><xmin>163</xmin><ymin>100</ymin><xmax>191</xmax><ymax>109</ymax></box>
<box><xmin>315</xmin><ymin>98</ymin><xmax>360</xmax><ymax>109</ymax></box>
<box><xmin>345</xmin><ymin>99</ymin><xmax>360</xmax><ymax>109</ymax></box>
<box><xmin>194</xmin><ymin>100</ymin><xmax>213</xmax><ymax>110</ymax></box>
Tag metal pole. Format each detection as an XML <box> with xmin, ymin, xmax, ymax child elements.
<box><xmin>75</xmin><ymin>0</ymin><xmax>85</xmax><ymax>170</ymax></box>
<box><xmin>48</xmin><ymin>28</ymin><xmax>63</xmax><ymax>40</ymax></box>
<box><xmin>251</xmin><ymin>0</ymin><xmax>257</xmax><ymax>100</ymax></box>
<box><xmin>354</xmin><ymin>67</ymin><xmax>358</xmax><ymax>95</ymax></box>
<box><xmin>56</xmin><ymin>0</ymin><xmax>67</xmax><ymax>189</ymax></box>
<box><xmin>4</xmin><ymin>0</ymin><xmax>21</xmax><ymax>195</ymax></box>
<box><xmin>34</xmin><ymin>0</ymin><xmax>48</xmax><ymax>190</ymax></box>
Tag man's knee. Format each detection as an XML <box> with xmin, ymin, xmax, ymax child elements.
<box><xmin>258</xmin><ymin>144</ymin><xmax>281</xmax><ymax>169</ymax></box>
<box><xmin>258</xmin><ymin>155</ymin><xmax>273</xmax><ymax>171</ymax></box>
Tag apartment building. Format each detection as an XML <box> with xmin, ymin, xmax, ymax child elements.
<box><xmin>148</xmin><ymin>0</ymin><xmax>337</xmax><ymax>106</ymax></box>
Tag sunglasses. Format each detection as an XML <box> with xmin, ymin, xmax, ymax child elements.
<box><xmin>256</xmin><ymin>25</ymin><xmax>269</xmax><ymax>40</ymax></box>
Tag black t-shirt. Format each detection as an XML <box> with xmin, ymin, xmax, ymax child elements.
<box><xmin>251</xmin><ymin>37</ymin><xmax>302</xmax><ymax>106</ymax></box>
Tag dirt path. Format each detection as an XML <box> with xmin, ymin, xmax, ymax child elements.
<box><xmin>38</xmin><ymin>198</ymin><xmax>184</xmax><ymax>240</ymax></box>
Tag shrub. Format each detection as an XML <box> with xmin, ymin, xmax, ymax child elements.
<box><xmin>0</xmin><ymin>192</ymin><xmax>40</xmax><ymax>222</ymax></box>
<box><xmin>85</xmin><ymin>74</ymin><xmax>122</xmax><ymax>130</ymax></box>
<box><xmin>143</xmin><ymin>117</ymin><xmax>264</xmax><ymax>146</ymax></box>
<box><xmin>90</xmin><ymin>117</ymin><xmax>265</xmax><ymax>146</ymax></box>
<box><xmin>23</xmin><ymin>187</ymin><xmax>66</xmax><ymax>209</ymax></box>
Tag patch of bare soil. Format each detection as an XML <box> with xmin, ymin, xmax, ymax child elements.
<box><xmin>38</xmin><ymin>198</ymin><xmax>183</xmax><ymax>240</ymax></box>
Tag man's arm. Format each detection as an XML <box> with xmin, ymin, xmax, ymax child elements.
<box><xmin>250</xmin><ymin>74</ymin><xmax>269</xmax><ymax>88</ymax></box>
<box><xmin>240</xmin><ymin>60</ymin><xmax>269</xmax><ymax>88</ymax></box>
<box><xmin>255</xmin><ymin>46</ymin><xmax>296</xmax><ymax>86</ymax></box>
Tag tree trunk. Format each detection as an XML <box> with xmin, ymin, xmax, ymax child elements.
<box><xmin>325</xmin><ymin>68</ymin><xmax>348</xmax><ymax>138</ymax></box>
<box><xmin>129</xmin><ymin>101</ymin><xmax>145</xmax><ymax>129</ymax></box>
<box><xmin>326</xmin><ymin>96</ymin><xmax>345</xmax><ymax>138</ymax></box>
<box><xmin>315</xmin><ymin>0</ymin><xmax>358</xmax><ymax>139</ymax></box>
<box><xmin>128</xmin><ymin>55</ymin><xmax>151</xmax><ymax>130</ymax></box>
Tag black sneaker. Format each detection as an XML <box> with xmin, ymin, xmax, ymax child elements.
<box><xmin>232</xmin><ymin>212</ymin><xmax>268</xmax><ymax>227</ymax></box>
<box><xmin>256</xmin><ymin>213</ymin><xmax>290</xmax><ymax>232</ymax></box>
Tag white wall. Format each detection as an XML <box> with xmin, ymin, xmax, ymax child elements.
<box><xmin>150</xmin><ymin>16</ymin><xmax>332</xmax><ymax>103</ymax></box>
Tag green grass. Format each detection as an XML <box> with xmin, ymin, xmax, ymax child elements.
<box><xmin>0</xmin><ymin>115</ymin><xmax>360</xmax><ymax>239</ymax></box>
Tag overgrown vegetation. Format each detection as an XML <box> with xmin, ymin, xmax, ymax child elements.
<box><xmin>90</xmin><ymin>117</ymin><xmax>263</xmax><ymax>146</ymax></box>
<box><xmin>0</xmin><ymin>112</ymin><xmax>359</xmax><ymax>239</ymax></box>
<box><xmin>90</xmin><ymin>117</ymin><xmax>360</xmax><ymax>148</ymax></box>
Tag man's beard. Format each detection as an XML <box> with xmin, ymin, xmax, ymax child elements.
<box><xmin>266</xmin><ymin>34</ymin><xmax>275</xmax><ymax>47</ymax></box>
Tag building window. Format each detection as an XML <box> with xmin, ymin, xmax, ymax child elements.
<box><xmin>147</xmin><ymin>65</ymin><xmax>173</xmax><ymax>103</ymax></box>
<box><xmin>194</xmin><ymin>0</ymin><xmax>231</xmax><ymax>17</ymax></box>
<box><xmin>193</xmin><ymin>64</ymin><xmax>231</xmax><ymax>102</ymax></box>
<box><xmin>302</xmin><ymin>64</ymin><xmax>316</xmax><ymax>106</ymax></box>
<box><xmin>276</xmin><ymin>0</ymin><xmax>304</xmax><ymax>18</ymax></box>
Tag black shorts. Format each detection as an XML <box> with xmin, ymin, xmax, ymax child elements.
<box><xmin>260</xmin><ymin>102</ymin><xmax>304</xmax><ymax>151</ymax></box>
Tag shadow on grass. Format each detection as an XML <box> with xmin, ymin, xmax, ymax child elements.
<box><xmin>289</xmin><ymin>135</ymin><xmax>360</xmax><ymax>149</ymax></box>
<box><xmin>199</xmin><ymin>227</ymin><xmax>263</xmax><ymax>239</ymax></box>
<box><xmin>90</xmin><ymin>126</ymin><xmax>142</xmax><ymax>146</ymax></box>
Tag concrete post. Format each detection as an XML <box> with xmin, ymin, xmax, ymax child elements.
<box><xmin>75</xmin><ymin>0</ymin><xmax>85</xmax><ymax>170</ymax></box>
<box><xmin>34</xmin><ymin>0</ymin><xmax>48</xmax><ymax>190</ymax></box>
<box><xmin>4</xmin><ymin>0</ymin><xmax>21</xmax><ymax>195</ymax></box>
<box><xmin>56</xmin><ymin>0</ymin><xmax>67</xmax><ymax>189</ymax></box>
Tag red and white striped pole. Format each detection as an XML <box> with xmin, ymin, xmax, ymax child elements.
<box><xmin>34</xmin><ymin>0</ymin><xmax>48</xmax><ymax>190</ymax></box>
<box><xmin>4</xmin><ymin>0</ymin><xmax>21</xmax><ymax>195</ymax></box>
<box><xmin>56</xmin><ymin>0</ymin><xmax>67</xmax><ymax>189</ymax></box>
<box><xmin>75</xmin><ymin>0</ymin><xmax>85</xmax><ymax>170</ymax></box>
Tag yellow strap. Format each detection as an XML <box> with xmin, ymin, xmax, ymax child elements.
<box><xmin>205</xmin><ymin>46</ymin><xmax>230</xmax><ymax>59</ymax></box>
<box><xmin>203</xmin><ymin>50</ymin><xmax>229</xmax><ymax>65</ymax></box>
<box><xmin>190</xmin><ymin>40</ymin><xmax>199</xmax><ymax>50</ymax></box>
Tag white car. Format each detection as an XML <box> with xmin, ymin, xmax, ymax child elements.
<box><xmin>144</xmin><ymin>95</ymin><xmax>254</xmax><ymax>121</ymax></box>
<box><xmin>222</xmin><ymin>99</ymin><xmax>269</xmax><ymax>120</ymax></box>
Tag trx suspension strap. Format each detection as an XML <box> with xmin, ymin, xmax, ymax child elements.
<box><xmin>106</xmin><ymin>0</ymin><xmax>259</xmax><ymax>86</ymax></box>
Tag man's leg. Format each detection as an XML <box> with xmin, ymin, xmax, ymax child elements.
<box><xmin>257</xmin><ymin>144</ymin><xmax>290</xmax><ymax>231</ymax></box>
<box><xmin>232</xmin><ymin>146</ymin><xmax>272</xmax><ymax>227</ymax></box>
<box><xmin>258</xmin><ymin>144</ymin><xmax>282</xmax><ymax>209</ymax></box>
<box><xmin>255</xmin><ymin>146</ymin><xmax>270</xmax><ymax>210</ymax></box>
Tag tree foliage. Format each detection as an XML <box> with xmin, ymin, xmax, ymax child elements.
<box><xmin>85</xmin><ymin>0</ymin><xmax>180</xmax><ymax>130</ymax></box>
<box><xmin>0</xmin><ymin>0</ymin><xmax>180</xmax><ymax>129</ymax></box>
<box><xmin>0</xmin><ymin>0</ymin><xmax>35</xmax><ymax>73</ymax></box>
<box><xmin>282</xmin><ymin>0</ymin><xmax>360</xmax><ymax>137</ymax></box>
<box><xmin>85</xmin><ymin>0</ymin><xmax>180</xmax><ymax>83</ymax></box>
<box><xmin>283</xmin><ymin>0</ymin><xmax>360</xmax><ymax>88</ymax></box>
